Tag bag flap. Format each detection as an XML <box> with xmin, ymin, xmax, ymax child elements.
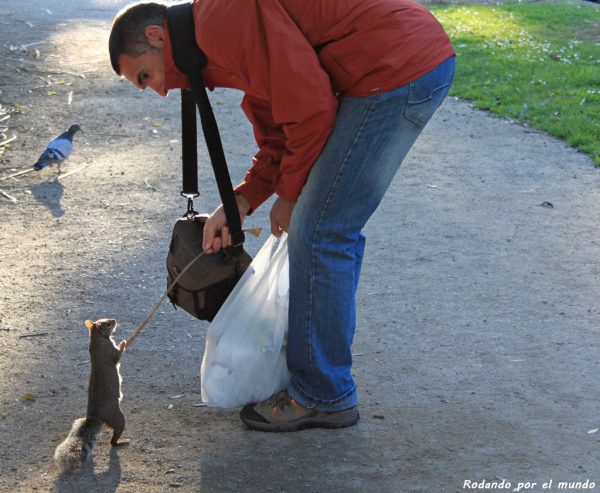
<box><xmin>167</xmin><ymin>215</ymin><xmax>251</xmax><ymax>291</ymax></box>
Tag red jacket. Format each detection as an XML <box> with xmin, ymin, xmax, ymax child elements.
<box><xmin>163</xmin><ymin>0</ymin><xmax>455</xmax><ymax>213</ymax></box>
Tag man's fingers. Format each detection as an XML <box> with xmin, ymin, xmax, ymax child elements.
<box><xmin>212</xmin><ymin>236</ymin><xmax>222</xmax><ymax>252</ymax></box>
<box><xmin>202</xmin><ymin>202</ymin><xmax>242</xmax><ymax>253</ymax></box>
<box><xmin>203</xmin><ymin>218</ymin><xmax>225</xmax><ymax>253</ymax></box>
<box><xmin>221</xmin><ymin>225</ymin><xmax>231</xmax><ymax>248</ymax></box>
<box><xmin>203</xmin><ymin>222</ymin><xmax>216</xmax><ymax>252</ymax></box>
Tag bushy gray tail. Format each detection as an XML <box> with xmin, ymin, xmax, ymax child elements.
<box><xmin>54</xmin><ymin>417</ymin><xmax>102</xmax><ymax>471</ymax></box>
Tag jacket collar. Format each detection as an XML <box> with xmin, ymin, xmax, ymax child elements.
<box><xmin>163</xmin><ymin>20</ymin><xmax>190</xmax><ymax>91</ymax></box>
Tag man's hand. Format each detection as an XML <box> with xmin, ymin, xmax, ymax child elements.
<box><xmin>203</xmin><ymin>194</ymin><xmax>251</xmax><ymax>253</ymax></box>
<box><xmin>270</xmin><ymin>197</ymin><xmax>295</xmax><ymax>237</ymax></box>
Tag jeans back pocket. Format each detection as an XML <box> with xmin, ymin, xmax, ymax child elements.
<box><xmin>404</xmin><ymin>56</ymin><xmax>455</xmax><ymax>128</ymax></box>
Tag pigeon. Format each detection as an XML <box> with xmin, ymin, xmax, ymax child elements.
<box><xmin>34</xmin><ymin>124</ymin><xmax>82</xmax><ymax>174</ymax></box>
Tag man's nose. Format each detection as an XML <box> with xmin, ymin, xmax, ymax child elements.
<box><xmin>149</xmin><ymin>83</ymin><xmax>167</xmax><ymax>97</ymax></box>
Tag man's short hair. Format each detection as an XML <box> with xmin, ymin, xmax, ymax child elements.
<box><xmin>109</xmin><ymin>1</ymin><xmax>168</xmax><ymax>75</ymax></box>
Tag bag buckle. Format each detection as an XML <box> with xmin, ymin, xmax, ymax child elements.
<box><xmin>181</xmin><ymin>191</ymin><xmax>199</xmax><ymax>217</ymax></box>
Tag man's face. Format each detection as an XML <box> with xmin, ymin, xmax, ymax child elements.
<box><xmin>118</xmin><ymin>25</ymin><xmax>167</xmax><ymax>97</ymax></box>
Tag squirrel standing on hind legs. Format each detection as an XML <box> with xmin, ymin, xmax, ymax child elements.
<box><xmin>54</xmin><ymin>318</ymin><xmax>129</xmax><ymax>471</ymax></box>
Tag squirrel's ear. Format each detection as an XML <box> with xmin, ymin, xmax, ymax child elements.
<box><xmin>85</xmin><ymin>320</ymin><xmax>95</xmax><ymax>331</ymax></box>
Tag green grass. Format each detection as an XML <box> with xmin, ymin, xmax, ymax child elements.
<box><xmin>429</xmin><ymin>1</ymin><xmax>600</xmax><ymax>165</ymax></box>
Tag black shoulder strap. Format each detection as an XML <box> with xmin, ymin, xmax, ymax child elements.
<box><xmin>166</xmin><ymin>2</ymin><xmax>245</xmax><ymax>254</ymax></box>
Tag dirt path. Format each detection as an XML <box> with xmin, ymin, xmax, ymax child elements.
<box><xmin>1</xmin><ymin>2</ymin><xmax>599</xmax><ymax>492</ymax></box>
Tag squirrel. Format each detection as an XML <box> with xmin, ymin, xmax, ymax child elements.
<box><xmin>54</xmin><ymin>318</ymin><xmax>129</xmax><ymax>471</ymax></box>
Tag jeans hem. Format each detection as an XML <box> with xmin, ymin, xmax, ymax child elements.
<box><xmin>288</xmin><ymin>380</ymin><xmax>359</xmax><ymax>413</ymax></box>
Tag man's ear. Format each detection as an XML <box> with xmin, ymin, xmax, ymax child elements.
<box><xmin>144</xmin><ymin>25</ymin><xmax>165</xmax><ymax>49</ymax></box>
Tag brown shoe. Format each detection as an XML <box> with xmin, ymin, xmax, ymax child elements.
<box><xmin>240</xmin><ymin>390</ymin><xmax>359</xmax><ymax>432</ymax></box>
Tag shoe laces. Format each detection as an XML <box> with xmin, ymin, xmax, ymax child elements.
<box><xmin>269</xmin><ymin>390</ymin><xmax>292</xmax><ymax>409</ymax></box>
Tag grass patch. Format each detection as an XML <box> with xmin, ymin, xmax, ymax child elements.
<box><xmin>429</xmin><ymin>1</ymin><xmax>600</xmax><ymax>165</ymax></box>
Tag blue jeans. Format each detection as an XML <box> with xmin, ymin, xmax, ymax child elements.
<box><xmin>286</xmin><ymin>56</ymin><xmax>455</xmax><ymax>412</ymax></box>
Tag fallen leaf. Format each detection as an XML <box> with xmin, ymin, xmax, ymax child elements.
<box><xmin>243</xmin><ymin>227</ymin><xmax>263</xmax><ymax>237</ymax></box>
<box><xmin>22</xmin><ymin>393</ymin><xmax>36</xmax><ymax>401</ymax></box>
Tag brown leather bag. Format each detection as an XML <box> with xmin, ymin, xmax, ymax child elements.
<box><xmin>166</xmin><ymin>213</ymin><xmax>252</xmax><ymax>321</ymax></box>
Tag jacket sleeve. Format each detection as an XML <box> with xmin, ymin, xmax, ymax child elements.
<box><xmin>231</xmin><ymin>0</ymin><xmax>339</xmax><ymax>211</ymax></box>
<box><xmin>234</xmin><ymin>94</ymin><xmax>286</xmax><ymax>214</ymax></box>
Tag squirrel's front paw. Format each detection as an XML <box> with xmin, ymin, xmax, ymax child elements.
<box><xmin>119</xmin><ymin>340</ymin><xmax>127</xmax><ymax>351</ymax></box>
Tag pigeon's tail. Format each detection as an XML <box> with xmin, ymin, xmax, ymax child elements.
<box><xmin>33</xmin><ymin>159</ymin><xmax>52</xmax><ymax>171</ymax></box>
<box><xmin>34</xmin><ymin>149</ymin><xmax>65</xmax><ymax>170</ymax></box>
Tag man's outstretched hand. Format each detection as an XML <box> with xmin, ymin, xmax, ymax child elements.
<box><xmin>203</xmin><ymin>194</ymin><xmax>251</xmax><ymax>254</ymax></box>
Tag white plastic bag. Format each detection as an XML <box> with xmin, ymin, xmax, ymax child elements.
<box><xmin>200</xmin><ymin>234</ymin><xmax>290</xmax><ymax>408</ymax></box>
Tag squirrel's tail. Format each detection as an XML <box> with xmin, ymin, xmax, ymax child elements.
<box><xmin>54</xmin><ymin>417</ymin><xmax>102</xmax><ymax>471</ymax></box>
